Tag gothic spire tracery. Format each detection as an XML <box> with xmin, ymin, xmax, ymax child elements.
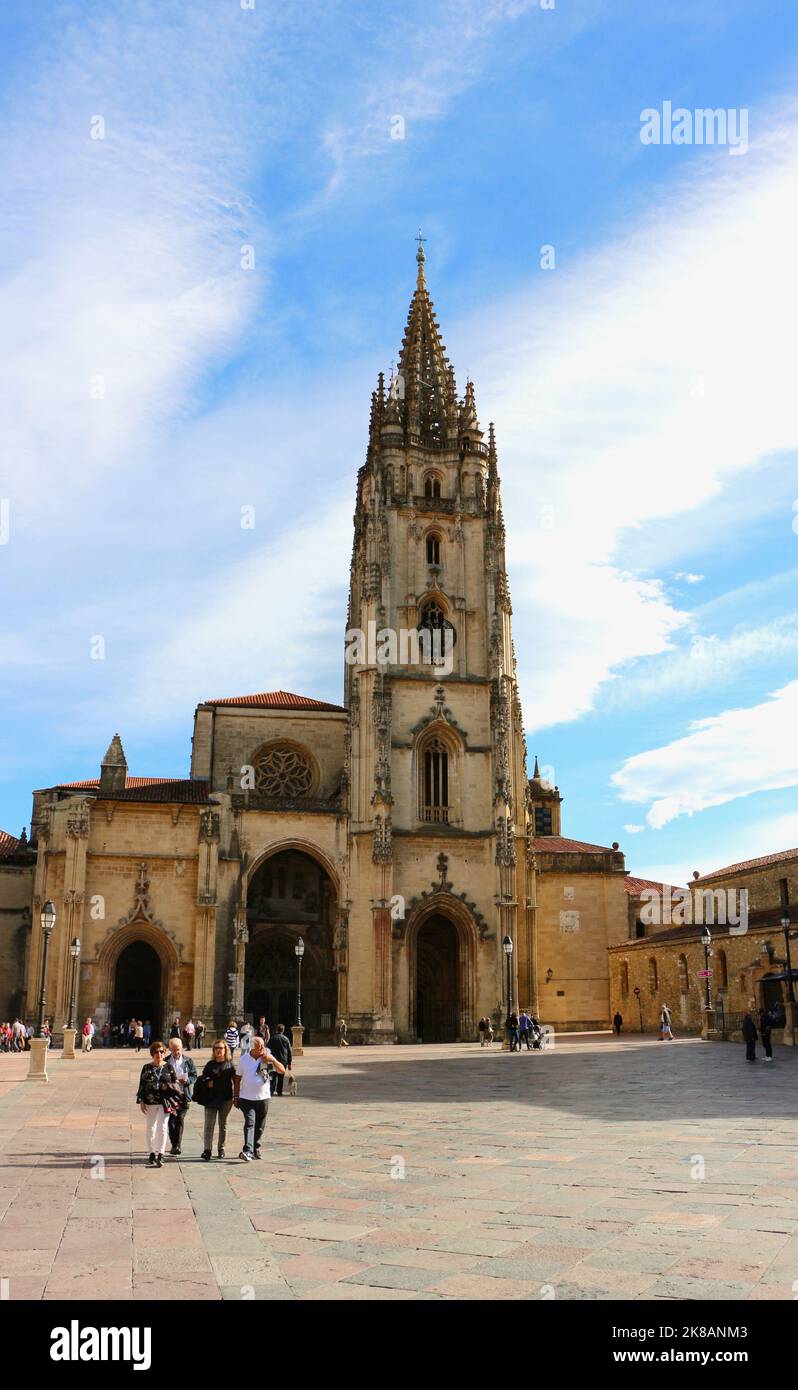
<box><xmin>395</xmin><ymin>242</ymin><xmax>456</xmax><ymax>446</ymax></box>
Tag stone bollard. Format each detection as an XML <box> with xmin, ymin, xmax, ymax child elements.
<box><xmin>26</xmin><ymin>1037</ymin><xmax>49</xmax><ymax>1082</ymax></box>
<box><xmin>61</xmin><ymin>1027</ymin><xmax>77</xmax><ymax>1059</ymax></box>
<box><xmin>291</xmin><ymin>1024</ymin><xmax>305</xmax><ymax>1057</ymax></box>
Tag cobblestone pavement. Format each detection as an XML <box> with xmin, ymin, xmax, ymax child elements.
<box><xmin>1</xmin><ymin>1034</ymin><xmax>796</xmax><ymax>1301</ymax></box>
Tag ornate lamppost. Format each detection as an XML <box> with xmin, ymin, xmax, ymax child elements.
<box><xmin>701</xmin><ymin>928</ymin><xmax>713</xmax><ymax>1010</ymax></box>
<box><xmin>27</xmin><ymin>900</ymin><xmax>56</xmax><ymax>1082</ymax></box>
<box><xmin>292</xmin><ymin>936</ymin><xmax>305</xmax><ymax>1057</ymax></box>
<box><xmin>62</xmin><ymin>938</ymin><xmax>81</xmax><ymax>1059</ymax></box>
<box><xmin>503</xmin><ymin>934</ymin><xmax>514</xmax><ymax>1051</ymax></box>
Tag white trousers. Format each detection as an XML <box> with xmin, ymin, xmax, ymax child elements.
<box><xmin>144</xmin><ymin>1104</ymin><xmax>169</xmax><ymax>1154</ymax></box>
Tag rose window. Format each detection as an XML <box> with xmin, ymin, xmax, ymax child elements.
<box><xmin>254</xmin><ymin>745</ymin><xmax>314</xmax><ymax>799</ymax></box>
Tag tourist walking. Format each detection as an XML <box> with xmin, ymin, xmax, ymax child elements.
<box><xmin>133</xmin><ymin>1020</ymin><xmax>144</xmax><ymax>1054</ymax></box>
<box><xmin>233</xmin><ymin>1035</ymin><xmax>285</xmax><ymax>1161</ymax></box>
<box><xmin>507</xmin><ymin>1011</ymin><xmax>520</xmax><ymax>1052</ymax></box>
<box><xmin>81</xmin><ymin>1017</ymin><xmax>93</xmax><ymax>1053</ymax></box>
<box><xmin>101</xmin><ymin>1022</ymin><xmax>111</xmax><ymax>1047</ymax></box>
<box><xmin>166</xmin><ymin>1037</ymin><xmax>197</xmax><ymax>1155</ymax></box>
<box><xmin>478</xmin><ymin>1016</ymin><xmax>487</xmax><ymax>1046</ymax></box>
<box><xmin>143</xmin><ymin>1020</ymin><xmax>151</xmax><ymax>1046</ymax></box>
<box><xmin>518</xmin><ymin>1010</ymin><xmax>533</xmax><ymax>1050</ymax></box>
<box><xmin>183</xmin><ymin>1018</ymin><xmax>195</xmax><ymax>1051</ymax></box>
<box><xmin>239</xmin><ymin>1020</ymin><xmax>254</xmax><ymax>1055</ymax></box>
<box><xmin>659</xmin><ymin>1005</ymin><xmax>674</xmax><ymax>1040</ymax></box>
<box><xmin>336</xmin><ymin>1017</ymin><xmax>349</xmax><ymax>1047</ymax></box>
<box><xmin>758</xmin><ymin>1008</ymin><xmax>774</xmax><ymax>1062</ymax></box>
<box><xmin>136</xmin><ymin>1041</ymin><xmax>179</xmax><ymax>1167</ymax></box>
<box><xmin>255</xmin><ymin>1016</ymin><xmax>269</xmax><ymax>1041</ymax></box>
<box><xmin>194</xmin><ymin>1019</ymin><xmax>205</xmax><ymax>1049</ymax></box>
<box><xmin>742</xmin><ymin>1012</ymin><xmax>757</xmax><ymax>1063</ymax></box>
<box><xmin>198</xmin><ymin>1040</ymin><xmax>236</xmax><ymax>1160</ymax></box>
<box><xmin>170</xmin><ymin>1017</ymin><xmax>181</xmax><ymax>1040</ymax></box>
<box><xmin>268</xmin><ymin>1024</ymin><xmax>292</xmax><ymax>1096</ymax></box>
<box><xmin>613</xmin><ymin>1011</ymin><xmax>623</xmax><ymax>1035</ymax></box>
<box><xmin>11</xmin><ymin>1018</ymin><xmax>25</xmax><ymax>1052</ymax></box>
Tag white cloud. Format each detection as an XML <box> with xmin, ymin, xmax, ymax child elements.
<box><xmin>623</xmin><ymin>823</ymin><xmax>646</xmax><ymax>834</ymax></box>
<box><xmin>610</xmin><ymin>680</ymin><xmax>798</xmax><ymax>828</ymax></box>
<box><xmin>674</xmin><ymin>572</ymin><xmax>705</xmax><ymax>584</ymax></box>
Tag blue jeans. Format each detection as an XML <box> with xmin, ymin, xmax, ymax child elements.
<box><xmin>239</xmin><ymin>1098</ymin><xmax>268</xmax><ymax>1153</ymax></box>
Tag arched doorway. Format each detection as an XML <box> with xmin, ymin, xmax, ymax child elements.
<box><xmin>245</xmin><ymin>848</ymin><xmax>337</xmax><ymax>1042</ymax></box>
<box><xmin>416</xmin><ymin>914</ymin><xmax>459</xmax><ymax>1042</ymax></box>
<box><xmin>113</xmin><ymin>940</ymin><xmax>162</xmax><ymax>1034</ymax></box>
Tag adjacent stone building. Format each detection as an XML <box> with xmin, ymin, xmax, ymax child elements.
<box><xmin>9</xmin><ymin>249</ymin><xmax>642</xmax><ymax>1042</ymax></box>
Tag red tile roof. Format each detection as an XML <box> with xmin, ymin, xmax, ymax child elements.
<box><xmin>204</xmin><ymin>690</ymin><xmax>345</xmax><ymax>712</ymax></box>
<box><xmin>695</xmin><ymin>848</ymin><xmax>798</xmax><ymax>882</ymax></box>
<box><xmin>36</xmin><ymin>777</ymin><xmax>210</xmax><ymax>804</ymax></box>
<box><xmin>625</xmin><ymin>874</ymin><xmax>688</xmax><ymax>897</ymax></box>
<box><xmin>532</xmin><ymin>835</ymin><xmax>618</xmax><ymax>855</ymax></box>
<box><xmin>50</xmin><ymin>777</ymin><xmax>175</xmax><ymax>791</ymax></box>
<box><xmin>0</xmin><ymin>830</ymin><xmax>21</xmax><ymax>858</ymax></box>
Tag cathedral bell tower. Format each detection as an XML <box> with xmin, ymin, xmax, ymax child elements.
<box><xmin>344</xmin><ymin>241</ymin><xmax>535</xmax><ymax>1043</ymax></box>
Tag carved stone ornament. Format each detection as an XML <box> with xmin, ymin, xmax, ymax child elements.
<box><xmin>118</xmin><ymin>863</ymin><xmax>163</xmax><ymax>929</ymax></box>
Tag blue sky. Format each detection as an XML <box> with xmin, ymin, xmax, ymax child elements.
<box><xmin>0</xmin><ymin>0</ymin><xmax>796</xmax><ymax>885</ymax></box>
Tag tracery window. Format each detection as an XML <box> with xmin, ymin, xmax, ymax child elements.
<box><xmin>420</xmin><ymin>737</ymin><xmax>449</xmax><ymax>823</ymax></box>
<box><xmin>426</xmin><ymin>533</ymin><xmax>441</xmax><ymax>565</ymax></box>
<box><xmin>253</xmin><ymin>743</ymin><xmax>314</xmax><ymax>800</ymax></box>
<box><xmin>424</xmin><ymin>474</ymin><xmax>442</xmax><ymax>498</ymax></box>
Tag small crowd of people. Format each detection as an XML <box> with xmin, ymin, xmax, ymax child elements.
<box><xmin>136</xmin><ymin>1022</ymin><xmax>294</xmax><ymax>1164</ymax></box>
<box><xmin>742</xmin><ymin>1008</ymin><xmax>779</xmax><ymax>1063</ymax></box>
<box><xmin>168</xmin><ymin>1018</ymin><xmax>205</xmax><ymax>1051</ymax></box>
<box><xmin>479</xmin><ymin>1011</ymin><xmax>547</xmax><ymax>1050</ymax></box>
<box><xmin>1</xmin><ymin>1018</ymin><xmax>35</xmax><ymax>1051</ymax></box>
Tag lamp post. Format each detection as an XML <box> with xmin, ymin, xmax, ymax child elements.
<box><xmin>291</xmin><ymin>936</ymin><xmax>305</xmax><ymax>1058</ymax></box>
<box><xmin>781</xmin><ymin>914</ymin><xmax>796</xmax><ymax>1008</ymax></box>
<box><xmin>502</xmin><ymin>934</ymin><xmax>514</xmax><ymax>1051</ymax></box>
<box><xmin>27</xmin><ymin>900</ymin><xmax>56</xmax><ymax>1082</ymax></box>
<box><xmin>701</xmin><ymin>928</ymin><xmax>712</xmax><ymax>1011</ymax></box>
<box><xmin>62</xmin><ymin>938</ymin><xmax>81</xmax><ymax>1059</ymax></box>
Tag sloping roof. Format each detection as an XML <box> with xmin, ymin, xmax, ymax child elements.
<box><xmin>47</xmin><ymin>776</ymin><xmax>172</xmax><ymax>791</ymax></box>
<box><xmin>532</xmin><ymin>835</ymin><xmax>615</xmax><ymax>855</ymax></box>
<box><xmin>0</xmin><ymin>829</ymin><xmax>21</xmax><ymax>858</ymax></box>
<box><xmin>625</xmin><ymin>874</ymin><xmax>688</xmax><ymax>897</ymax></box>
<box><xmin>203</xmin><ymin>690</ymin><xmax>345</xmax><ymax>712</ymax></box>
<box><xmin>97</xmin><ymin>780</ymin><xmax>210</xmax><ymax>804</ymax></box>
<box><xmin>695</xmin><ymin>847</ymin><xmax>798</xmax><ymax>882</ymax></box>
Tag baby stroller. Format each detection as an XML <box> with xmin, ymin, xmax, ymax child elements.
<box><xmin>530</xmin><ymin>1016</ymin><xmax>551</xmax><ymax>1050</ymax></box>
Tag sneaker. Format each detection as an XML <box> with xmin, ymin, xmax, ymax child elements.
<box><xmin>201</xmin><ymin>1150</ymin><xmax>211</xmax><ymax>1161</ymax></box>
<box><xmin>253</xmin><ymin>1149</ymin><xmax>262</xmax><ymax>1160</ymax></box>
<box><xmin>217</xmin><ymin>1148</ymin><xmax>225</xmax><ymax>1159</ymax></box>
<box><xmin>239</xmin><ymin>1150</ymin><xmax>253</xmax><ymax>1162</ymax></box>
<box><xmin>155</xmin><ymin>1153</ymin><xmax>163</xmax><ymax>1167</ymax></box>
<box><xmin>173</xmin><ymin>1147</ymin><xmax>181</xmax><ymax>1156</ymax></box>
<box><xmin>147</xmin><ymin>1152</ymin><xmax>156</xmax><ymax>1166</ymax></box>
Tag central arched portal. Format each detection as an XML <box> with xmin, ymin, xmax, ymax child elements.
<box><xmin>416</xmin><ymin>914</ymin><xmax>459</xmax><ymax>1042</ymax></box>
<box><xmin>245</xmin><ymin>848</ymin><xmax>337</xmax><ymax>1043</ymax></box>
<box><xmin>113</xmin><ymin>940</ymin><xmax>162</xmax><ymax>1033</ymax></box>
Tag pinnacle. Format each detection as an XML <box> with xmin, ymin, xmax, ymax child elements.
<box><xmin>102</xmin><ymin>733</ymin><xmax>127</xmax><ymax>767</ymax></box>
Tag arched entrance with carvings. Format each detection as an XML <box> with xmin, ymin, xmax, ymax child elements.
<box><xmin>407</xmin><ymin>895</ymin><xmax>477</xmax><ymax>1042</ymax></box>
<box><xmin>244</xmin><ymin>846</ymin><xmax>338</xmax><ymax>1043</ymax></box>
<box><xmin>114</xmin><ymin>940</ymin><xmax>161</xmax><ymax>1032</ymax></box>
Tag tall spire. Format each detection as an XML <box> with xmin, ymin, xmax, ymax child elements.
<box><xmin>395</xmin><ymin>235</ymin><xmax>454</xmax><ymax>444</ymax></box>
<box><xmin>415</xmin><ymin>228</ymin><xmax>426</xmax><ymax>287</ymax></box>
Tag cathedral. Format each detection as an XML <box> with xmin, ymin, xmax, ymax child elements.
<box><xmin>7</xmin><ymin>246</ymin><xmax>632</xmax><ymax>1043</ymax></box>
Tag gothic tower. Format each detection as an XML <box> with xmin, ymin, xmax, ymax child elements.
<box><xmin>345</xmin><ymin>242</ymin><xmax>536</xmax><ymax>1041</ymax></box>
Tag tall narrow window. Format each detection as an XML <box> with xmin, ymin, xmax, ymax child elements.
<box><xmin>648</xmin><ymin>957</ymin><xmax>658</xmax><ymax>993</ymax></box>
<box><xmin>534</xmin><ymin>807</ymin><xmax>553</xmax><ymax>836</ymax></box>
<box><xmin>421</xmin><ymin>738</ymin><xmax>449</xmax><ymax>823</ymax></box>
<box><xmin>426</xmin><ymin>533</ymin><xmax>441</xmax><ymax>565</ymax></box>
<box><xmin>424</xmin><ymin>475</ymin><xmax>441</xmax><ymax>498</ymax></box>
<box><xmin>621</xmin><ymin>961</ymin><xmax>629</xmax><ymax>995</ymax></box>
<box><xmin>678</xmin><ymin>954</ymin><xmax>689</xmax><ymax>994</ymax></box>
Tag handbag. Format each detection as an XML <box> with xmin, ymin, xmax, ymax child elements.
<box><xmin>192</xmin><ymin>1076</ymin><xmax>211</xmax><ymax>1107</ymax></box>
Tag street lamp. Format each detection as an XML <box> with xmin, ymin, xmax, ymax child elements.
<box><xmin>503</xmin><ymin>934</ymin><xmax>514</xmax><ymax>1050</ymax></box>
<box><xmin>781</xmin><ymin>913</ymin><xmax>796</xmax><ymax>1007</ymax></box>
<box><xmin>37</xmin><ymin>900</ymin><xmax>56</xmax><ymax>1037</ymax></box>
<box><xmin>701</xmin><ymin>927</ymin><xmax>712</xmax><ymax>1012</ymax></box>
<box><xmin>68</xmin><ymin>937</ymin><xmax>81</xmax><ymax>1030</ymax></box>
<box><xmin>294</xmin><ymin>936</ymin><xmax>305</xmax><ymax>1029</ymax></box>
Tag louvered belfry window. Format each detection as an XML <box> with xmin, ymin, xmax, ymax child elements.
<box><xmin>421</xmin><ymin>738</ymin><xmax>449</xmax><ymax>823</ymax></box>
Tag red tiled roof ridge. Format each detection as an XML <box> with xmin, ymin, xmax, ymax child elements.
<box><xmin>624</xmin><ymin>874</ymin><xmax>689</xmax><ymax>896</ymax></box>
<box><xmin>532</xmin><ymin>835</ymin><xmax>618</xmax><ymax>854</ymax></box>
<box><xmin>695</xmin><ymin>847</ymin><xmax>798</xmax><ymax>881</ymax></box>
<box><xmin>203</xmin><ymin>690</ymin><xmax>345</xmax><ymax>712</ymax></box>
<box><xmin>43</xmin><ymin>776</ymin><xmax>191</xmax><ymax>791</ymax></box>
<box><xmin>0</xmin><ymin>829</ymin><xmax>20</xmax><ymax>853</ymax></box>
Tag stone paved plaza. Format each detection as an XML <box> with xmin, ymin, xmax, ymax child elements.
<box><xmin>1</xmin><ymin>1034</ymin><xmax>797</xmax><ymax>1301</ymax></box>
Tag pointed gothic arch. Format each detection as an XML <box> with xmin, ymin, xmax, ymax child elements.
<box><xmin>96</xmin><ymin>919</ymin><xmax>180</xmax><ymax>1039</ymax></box>
<box><xmin>413</xmin><ymin>720</ymin><xmax>463</xmax><ymax>826</ymax></box>
<box><xmin>406</xmin><ymin>894</ymin><xmax>478</xmax><ymax>1040</ymax></box>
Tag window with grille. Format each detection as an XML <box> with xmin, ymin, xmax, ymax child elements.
<box><xmin>424</xmin><ymin>475</ymin><xmax>442</xmax><ymax>498</ymax></box>
<box><xmin>252</xmin><ymin>743</ymin><xmax>314</xmax><ymax>799</ymax></box>
<box><xmin>420</xmin><ymin>738</ymin><xmax>449</xmax><ymax>823</ymax></box>
<box><xmin>534</xmin><ymin>806</ymin><xmax>553</xmax><ymax>836</ymax></box>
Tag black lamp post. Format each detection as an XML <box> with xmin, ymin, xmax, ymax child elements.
<box><xmin>701</xmin><ymin>927</ymin><xmax>712</xmax><ymax>1012</ymax></box>
<box><xmin>37</xmin><ymin>900</ymin><xmax>56</xmax><ymax>1038</ymax></box>
<box><xmin>781</xmin><ymin>913</ymin><xmax>796</xmax><ymax>1007</ymax></box>
<box><xmin>502</xmin><ymin>934</ymin><xmax>513</xmax><ymax>1047</ymax></box>
<box><xmin>294</xmin><ymin>936</ymin><xmax>305</xmax><ymax>1029</ymax></box>
<box><xmin>67</xmin><ymin>937</ymin><xmax>81</xmax><ymax>1030</ymax></box>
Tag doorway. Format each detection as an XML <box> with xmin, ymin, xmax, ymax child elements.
<box><xmin>416</xmin><ymin>914</ymin><xmax>459</xmax><ymax>1042</ymax></box>
<box><xmin>113</xmin><ymin>940</ymin><xmax>162</xmax><ymax>1035</ymax></box>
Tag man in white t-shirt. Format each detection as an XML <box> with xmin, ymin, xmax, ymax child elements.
<box><xmin>233</xmin><ymin>1036</ymin><xmax>285</xmax><ymax>1161</ymax></box>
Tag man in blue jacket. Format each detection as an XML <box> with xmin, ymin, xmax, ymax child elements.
<box><xmin>167</xmin><ymin>1037</ymin><xmax>197</xmax><ymax>1154</ymax></box>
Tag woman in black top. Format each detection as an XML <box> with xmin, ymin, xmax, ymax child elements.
<box><xmin>136</xmin><ymin>1041</ymin><xmax>179</xmax><ymax>1166</ymax></box>
<box><xmin>200</xmin><ymin>1040</ymin><xmax>236</xmax><ymax>1160</ymax></box>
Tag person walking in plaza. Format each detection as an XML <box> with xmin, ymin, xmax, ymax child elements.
<box><xmin>133</xmin><ymin>1020</ymin><xmax>144</xmax><ymax>1054</ymax></box>
<box><xmin>268</xmin><ymin>1024</ymin><xmax>292</xmax><ymax>1096</ymax></box>
<box><xmin>613</xmin><ymin>1011</ymin><xmax>623</xmax><ymax>1035</ymax></box>
<box><xmin>758</xmin><ymin>1008</ymin><xmax>774</xmax><ymax>1062</ymax></box>
<box><xmin>199</xmin><ymin>1040</ymin><xmax>236</xmax><ymax>1160</ymax></box>
<box><xmin>659</xmin><ymin>1004</ymin><xmax>674</xmax><ymax>1040</ymax></box>
<box><xmin>143</xmin><ymin>1019</ymin><xmax>151</xmax><ymax>1046</ymax></box>
<box><xmin>225</xmin><ymin>1020</ymin><xmax>240</xmax><ymax>1057</ymax></box>
<box><xmin>255</xmin><ymin>1016</ymin><xmax>269</xmax><ymax>1041</ymax></box>
<box><xmin>136</xmin><ymin>1041</ymin><xmax>179</xmax><ymax>1167</ymax></box>
<box><xmin>507</xmin><ymin>1011</ymin><xmax>520</xmax><ymax>1052</ymax></box>
<box><xmin>166</xmin><ymin>1037</ymin><xmax>197</xmax><ymax>1155</ymax></box>
<box><xmin>194</xmin><ymin>1019</ymin><xmax>205</xmax><ymax>1050</ymax></box>
<box><xmin>478</xmin><ymin>1016</ymin><xmax>487</xmax><ymax>1046</ymax></box>
<box><xmin>742</xmin><ymin>1012</ymin><xmax>758</xmax><ymax>1062</ymax></box>
<box><xmin>336</xmin><ymin>1017</ymin><xmax>349</xmax><ymax>1047</ymax></box>
<box><xmin>233</xmin><ymin>1035</ymin><xmax>285</xmax><ymax>1161</ymax></box>
<box><xmin>81</xmin><ymin>1017</ymin><xmax>93</xmax><ymax>1053</ymax></box>
<box><xmin>518</xmin><ymin>1010</ymin><xmax>533</xmax><ymax>1050</ymax></box>
<box><xmin>170</xmin><ymin>1016</ymin><xmax>181</xmax><ymax>1040</ymax></box>
<box><xmin>239</xmin><ymin>1019</ymin><xmax>254</xmax><ymax>1055</ymax></box>
<box><xmin>11</xmin><ymin>1017</ymin><xmax>25</xmax><ymax>1052</ymax></box>
<box><xmin>183</xmin><ymin>1018</ymin><xmax>195</xmax><ymax>1051</ymax></box>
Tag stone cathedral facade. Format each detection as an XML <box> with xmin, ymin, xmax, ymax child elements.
<box><xmin>13</xmin><ymin>248</ymin><xmax>631</xmax><ymax>1043</ymax></box>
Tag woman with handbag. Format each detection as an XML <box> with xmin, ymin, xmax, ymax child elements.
<box><xmin>198</xmin><ymin>1040</ymin><xmax>236</xmax><ymax>1160</ymax></box>
<box><xmin>136</xmin><ymin>1041</ymin><xmax>180</xmax><ymax>1167</ymax></box>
